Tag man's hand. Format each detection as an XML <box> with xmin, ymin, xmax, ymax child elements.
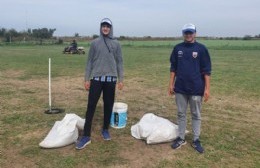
<box><xmin>168</xmin><ymin>72</ymin><xmax>175</xmax><ymax>96</ymax></box>
<box><xmin>168</xmin><ymin>85</ymin><xmax>174</xmax><ymax>96</ymax></box>
<box><xmin>85</xmin><ymin>81</ymin><xmax>91</xmax><ymax>91</ymax></box>
<box><xmin>204</xmin><ymin>75</ymin><xmax>210</xmax><ymax>102</ymax></box>
<box><xmin>118</xmin><ymin>82</ymin><xmax>124</xmax><ymax>90</ymax></box>
<box><xmin>204</xmin><ymin>89</ymin><xmax>210</xmax><ymax>102</ymax></box>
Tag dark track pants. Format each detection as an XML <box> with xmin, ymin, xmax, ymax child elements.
<box><xmin>83</xmin><ymin>80</ymin><xmax>116</xmax><ymax>137</ymax></box>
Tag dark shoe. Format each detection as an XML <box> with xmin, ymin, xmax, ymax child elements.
<box><xmin>171</xmin><ymin>137</ymin><xmax>186</xmax><ymax>149</ymax></box>
<box><xmin>191</xmin><ymin>139</ymin><xmax>204</xmax><ymax>153</ymax></box>
<box><xmin>75</xmin><ymin>136</ymin><xmax>91</xmax><ymax>150</ymax></box>
<box><xmin>102</xmin><ymin>129</ymin><xmax>111</xmax><ymax>140</ymax></box>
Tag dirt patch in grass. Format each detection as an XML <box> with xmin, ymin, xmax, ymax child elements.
<box><xmin>2</xmin><ymin>149</ymin><xmax>38</xmax><ymax>168</ymax></box>
<box><xmin>0</xmin><ymin>69</ymin><xmax>26</xmax><ymax>79</ymax></box>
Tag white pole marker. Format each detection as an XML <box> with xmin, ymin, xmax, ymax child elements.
<box><xmin>49</xmin><ymin>58</ymin><xmax>52</xmax><ymax>111</ymax></box>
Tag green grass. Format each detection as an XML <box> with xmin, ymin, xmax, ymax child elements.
<box><xmin>0</xmin><ymin>40</ymin><xmax>260</xmax><ymax>168</ymax></box>
<box><xmin>80</xmin><ymin>39</ymin><xmax>260</xmax><ymax>50</ymax></box>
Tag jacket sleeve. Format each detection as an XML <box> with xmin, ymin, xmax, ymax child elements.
<box><xmin>85</xmin><ymin>42</ymin><xmax>95</xmax><ymax>81</ymax></box>
<box><xmin>115</xmin><ymin>43</ymin><xmax>124</xmax><ymax>82</ymax></box>
<box><xmin>170</xmin><ymin>46</ymin><xmax>178</xmax><ymax>72</ymax></box>
<box><xmin>200</xmin><ymin>47</ymin><xmax>211</xmax><ymax>75</ymax></box>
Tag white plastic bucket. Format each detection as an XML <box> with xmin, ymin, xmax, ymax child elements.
<box><xmin>110</xmin><ymin>102</ymin><xmax>128</xmax><ymax>128</ymax></box>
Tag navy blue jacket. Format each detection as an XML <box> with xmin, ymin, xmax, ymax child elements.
<box><xmin>170</xmin><ymin>41</ymin><xmax>211</xmax><ymax>96</ymax></box>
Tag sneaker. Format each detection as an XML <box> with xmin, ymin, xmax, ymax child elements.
<box><xmin>75</xmin><ymin>136</ymin><xmax>91</xmax><ymax>150</ymax></box>
<box><xmin>171</xmin><ymin>137</ymin><xmax>186</xmax><ymax>149</ymax></box>
<box><xmin>101</xmin><ymin>129</ymin><xmax>111</xmax><ymax>140</ymax></box>
<box><xmin>192</xmin><ymin>139</ymin><xmax>204</xmax><ymax>153</ymax></box>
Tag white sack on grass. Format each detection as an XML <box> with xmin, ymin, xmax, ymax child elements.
<box><xmin>39</xmin><ymin>113</ymin><xmax>85</xmax><ymax>148</ymax></box>
<box><xmin>71</xmin><ymin>114</ymin><xmax>85</xmax><ymax>130</ymax></box>
<box><xmin>131</xmin><ymin>113</ymin><xmax>188</xmax><ymax>144</ymax></box>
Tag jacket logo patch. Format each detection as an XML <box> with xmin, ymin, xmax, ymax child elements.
<box><xmin>192</xmin><ymin>52</ymin><xmax>198</xmax><ymax>58</ymax></box>
<box><xmin>178</xmin><ymin>51</ymin><xmax>183</xmax><ymax>57</ymax></box>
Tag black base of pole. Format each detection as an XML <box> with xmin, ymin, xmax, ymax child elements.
<box><xmin>44</xmin><ymin>108</ymin><xmax>65</xmax><ymax>114</ymax></box>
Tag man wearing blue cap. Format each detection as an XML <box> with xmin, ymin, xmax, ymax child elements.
<box><xmin>76</xmin><ymin>18</ymin><xmax>124</xmax><ymax>150</ymax></box>
<box><xmin>168</xmin><ymin>23</ymin><xmax>211</xmax><ymax>153</ymax></box>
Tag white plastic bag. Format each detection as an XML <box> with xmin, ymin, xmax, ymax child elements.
<box><xmin>131</xmin><ymin>113</ymin><xmax>188</xmax><ymax>144</ymax></box>
<box><xmin>39</xmin><ymin>113</ymin><xmax>85</xmax><ymax>148</ymax></box>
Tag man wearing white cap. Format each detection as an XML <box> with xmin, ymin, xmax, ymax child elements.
<box><xmin>168</xmin><ymin>23</ymin><xmax>211</xmax><ymax>153</ymax></box>
<box><xmin>76</xmin><ymin>18</ymin><xmax>124</xmax><ymax>150</ymax></box>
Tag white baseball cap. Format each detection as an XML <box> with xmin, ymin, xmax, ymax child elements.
<box><xmin>182</xmin><ymin>23</ymin><xmax>196</xmax><ymax>34</ymax></box>
<box><xmin>101</xmin><ymin>18</ymin><xmax>112</xmax><ymax>26</ymax></box>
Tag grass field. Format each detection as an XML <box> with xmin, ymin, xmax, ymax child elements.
<box><xmin>0</xmin><ymin>40</ymin><xmax>259</xmax><ymax>168</ymax></box>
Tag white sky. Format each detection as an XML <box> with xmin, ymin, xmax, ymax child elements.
<box><xmin>1</xmin><ymin>0</ymin><xmax>260</xmax><ymax>37</ymax></box>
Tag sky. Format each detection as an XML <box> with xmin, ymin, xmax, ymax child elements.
<box><xmin>1</xmin><ymin>0</ymin><xmax>260</xmax><ymax>37</ymax></box>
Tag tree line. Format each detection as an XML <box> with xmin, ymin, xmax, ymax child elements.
<box><xmin>1</xmin><ymin>27</ymin><xmax>259</xmax><ymax>43</ymax></box>
<box><xmin>0</xmin><ymin>28</ymin><xmax>56</xmax><ymax>42</ymax></box>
